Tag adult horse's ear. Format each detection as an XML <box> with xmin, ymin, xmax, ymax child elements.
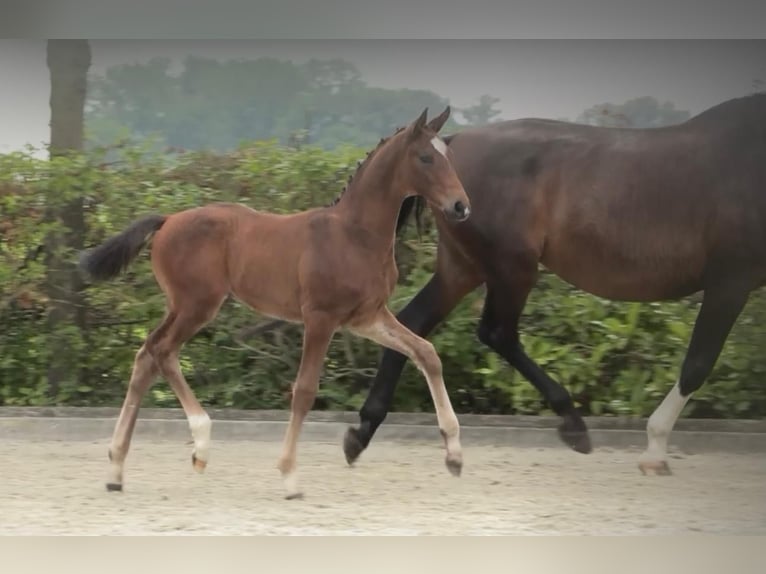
<box><xmin>407</xmin><ymin>108</ymin><xmax>429</xmax><ymax>140</ymax></box>
<box><xmin>427</xmin><ymin>105</ymin><xmax>451</xmax><ymax>133</ymax></box>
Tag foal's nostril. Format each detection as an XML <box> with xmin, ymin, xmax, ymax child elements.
<box><xmin>452</xmin><ymin>200</ymin><xmax>470</xmax><ymax>220</ymax></box>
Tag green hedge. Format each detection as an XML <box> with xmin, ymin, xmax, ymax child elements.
<box><xmin>2</xmin><ymin>141</ymin><xmax>766</xmax><ymax>418</ymax></box>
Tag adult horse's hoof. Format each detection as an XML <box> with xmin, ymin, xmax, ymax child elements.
<box><xmin>106</xmin><ymin>482</ymin><xmax>123</xmax><ymax>492</ymax></box>
<box><xmin>638</xmin><ymin>460</ymin><xmax>673</xmax><ymax>476</ymax></box>
<box><xmin>343</xmin><ymin>426</ymin><xmax>366</xmax><ymax>465</ymax></box>
<box><xmin>558</xmin><ymin>412</ymin><xmax>592</xmax><ymax>454</ymax></box>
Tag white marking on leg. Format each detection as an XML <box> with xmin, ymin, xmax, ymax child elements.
<box><xmin>430</xmin><ymin>136</ymin><xmax>448</xmax><ymax>157</ymax></box>
<box><xmin>639</xmin><ymin>382</ymin><xmax>690</xmax><ymax>467</ymax></box>
<box><xmin>189</xmin><ymin>413</ymin><xmax>212</xmax><ymax>465</ymax></box>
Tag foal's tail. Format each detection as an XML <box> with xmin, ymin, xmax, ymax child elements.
<box><xmin>79</xmin><ymin>214</ymin><xmax>167</xmax><ymax>282</ymax></box>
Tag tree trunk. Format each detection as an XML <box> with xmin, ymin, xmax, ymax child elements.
<box><xmin>44</xmin><ymin>40</ymin><xmax>91</xmax><ymax>400</ymax></box>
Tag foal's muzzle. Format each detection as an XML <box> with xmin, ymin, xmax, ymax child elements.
<box><xmin>445</xmin><ymin>200</ymin><xmax>471</xmax><ymax>222</ymax></box>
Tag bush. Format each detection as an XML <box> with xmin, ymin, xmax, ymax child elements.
<box><xmin>2</xmin><ymin>141</ymin><xmax>765</xmax><ymax>418</ymax></box>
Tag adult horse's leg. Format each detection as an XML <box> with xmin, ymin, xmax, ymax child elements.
<box><xmin>277</xmin><ymin>311</ymin><xmax>336</xmax><ymax>499</ymax></box>
<box><xmin>344</xmin><ymin>252</ymin><xmax>481</xmax><ymax>465</ymax></box>
<box><xmin>353</xmin><ymin>307</ymin><xmax>464</xmax><ymax>476</ymax></box>
<box><xmin>638</xmin><ymin>280</ymin><xmax>751</xmax><ymax>475</ymax></box>
<box><xmin>106</xmin><ymin>344</ymin><xmax>160</xmax><ymax>491</ymax></box>
<box><xmin>476</xmin><ymin>257</ymin><xmax>592</xmax><ymax>454</ymax></box>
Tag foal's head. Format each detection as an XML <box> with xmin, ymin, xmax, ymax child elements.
<box><xmin>391</xmin><ymin>107</ymin><xmax>471</xmax><ymax>222</ymax></box>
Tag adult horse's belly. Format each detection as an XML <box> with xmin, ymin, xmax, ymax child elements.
<box><xmin>540</xmin><ymin>222</ymin><xmax>708</xmax><ymax>302</ymax></box>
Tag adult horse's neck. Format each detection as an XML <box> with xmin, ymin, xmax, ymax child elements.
<box><xmin>332</xmin><ymin>137</ymin><xmax>407</xmax><ymax>249</ymax></box>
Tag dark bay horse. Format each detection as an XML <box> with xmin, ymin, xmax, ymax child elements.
<box><xmin>344</xmin><ymin>93</ymin><xmax>766</xmax><ymax>476</ymax></box>
<box><xmin>79</xmin><ymin>107</ymin><xmax>471</xmax><ymax>499</ymax></box>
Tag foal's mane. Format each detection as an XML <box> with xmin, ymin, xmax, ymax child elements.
<box><xmin>326</xmin><ymin>125</ymin><xmax>424</xmax><ymax>234</ymax></box>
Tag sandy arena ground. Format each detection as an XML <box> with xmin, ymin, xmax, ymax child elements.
<box><xmin>1</xmin><ymin>439</ymin><xmax>765</xmax><ymax>535</ymax></box>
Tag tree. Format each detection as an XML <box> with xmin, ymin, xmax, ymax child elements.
<box><xmin>85</xmin><ymin>56</ymin><xmax>454</xmax><ymax>151</ymax></box>
<box><xmin>459</xmin><ymin>94</ymin><xmax>503</xmax><ymax>126</ymax></box>
<box><xmin>305</xmin><ymin>58</ymin><xmax>363</xmax><ymax>92</ymax></box>
<box><xmin>577</xmin><ymin>96</ymin><xmax>690</xmax><ymax>129</ymax></box>
<box><xmin>44</xmin><ymin>39</ymin><xmax>92</xmax><ymax>399</ymax></box>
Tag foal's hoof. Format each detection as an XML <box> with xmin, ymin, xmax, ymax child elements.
<box><xmin>192</xmin><ymin>453</ymin><xmax>207</xmax><ymax>473</ymax></box>
<box><xmin>445</xmin><ymin>456</ymin><xmax>463</xmax><ymax>477</ymax></box>
<box><xmin>638</xmin><ymin>460</ymin><xmax>673</xmax><ymax>476</ymax></box>
<box><xmin>343</xmin><ymin>427</ymin><xmax>366</xmax><ymax>466</ymax></box>
<box><xmin>105</xmin><ymin>482</ymin><xmax>123</xmax><ymax>492</ymax></box>
<box><xmin>558</xmin><ymin>413</ymin><xmax>592</xmax><ymax>454</ymax></box>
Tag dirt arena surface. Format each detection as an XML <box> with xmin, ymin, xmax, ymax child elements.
<box><xmin>1</xmin><ymin>439</ymin><xmax>765</xmax><ymax>535</ymax></box>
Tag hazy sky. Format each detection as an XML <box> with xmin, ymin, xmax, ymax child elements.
<box><xmin>1</xmin><ymin>39</ymin><xmax>763</xmax><ymax>155</ymax></box>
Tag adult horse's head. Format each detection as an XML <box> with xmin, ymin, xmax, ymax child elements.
<box><xmin>394</xmin><ymin>106</ymin><xmax>470</xmax><ymax>222</ymax></box>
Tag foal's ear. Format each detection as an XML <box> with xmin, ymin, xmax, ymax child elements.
<box><xmin>407</xmin><ymin>108</ymin><xmax>429</xmax><ymax>140</ymax></box>
<box><xmin>427</xmin><ymin>106</ymin><xmax>451</xmax><ymax>133</ymax></box>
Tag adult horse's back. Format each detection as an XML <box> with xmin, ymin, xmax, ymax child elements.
<box><xmin>345</xmin><ymin>93</ymin><xmax>766</xmax><ymax>475</ymax></box>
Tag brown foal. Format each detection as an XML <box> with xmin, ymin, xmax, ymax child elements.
<box><xmin>79</xmin><ymin>107</ymin><xmax>471</xmax><ymax>499</ymax></box>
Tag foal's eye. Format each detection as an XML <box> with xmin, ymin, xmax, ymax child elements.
<box><xmin>419</xmin><ymin>154</ymin><xmax>434</xmax><ymax>164</ymax></box>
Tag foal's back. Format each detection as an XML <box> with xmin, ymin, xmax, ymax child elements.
<box><xmin>149</xmin><ymin>201</ymin><xmax>399</xmax><ymax>323</ymax></box>
<box><xmin>150</xmin><ymin>202</ymin><xmax>318</xmax><ymax>320</ymax></box>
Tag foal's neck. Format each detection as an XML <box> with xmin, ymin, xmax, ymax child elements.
<box><xmin>332</xmin><ymin>143</ymin><xmax>406</xmax><ymax>251</ymax></box>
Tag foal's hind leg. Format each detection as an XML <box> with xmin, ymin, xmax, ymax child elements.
<box><xmin>106</xmin><ymin>345</ymin><xmax>160</xmax><ymax>491</ymax></box>
<box><xmin>276</xmin><ymin>312</ymin><xmax>336</xmax><ymax>499</ymax></box>
<box><xmin>148</xmin><ymin>298</ymin><xmax>226</xmax><ymax>474</ymax></box>
<box><xmin>638</xmin><ymin>281</ymin><xmax>750</xmax><ymax>475</ymax></box>
<box><xmin>352</xmin><ymin>308</ymin><xmax>463</xmax><ymax>476</ymax></box>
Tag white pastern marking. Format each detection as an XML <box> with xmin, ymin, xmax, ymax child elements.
<box><xmin>430</xmin><ymin>136</ymin><xmax>448</xmax><ymax>158</ymax></box>
<box><xmin>189</xmin><ymin>413</ymin><xmax>212</xmax><ymax>459</ymax></box>
<box><xmin>642</xmin><ymin>382</ymin><xmax>690</xmax><ymax>460</ymax></box>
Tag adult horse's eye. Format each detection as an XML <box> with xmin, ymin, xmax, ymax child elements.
<box><xmin>419</xmin><ymin>154</ymin><xmax>434</xmax><ymax>164</ymax></box>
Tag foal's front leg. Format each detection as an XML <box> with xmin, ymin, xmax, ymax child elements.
<box><xmin>276</xmin><ymin>312</ymin><xmax>336</xmax><ymax>499</ymax></box>
<box><xmin>352</xmin><ymin>308</ymin><xmax>463</xmax><ymax>475</ymax></box>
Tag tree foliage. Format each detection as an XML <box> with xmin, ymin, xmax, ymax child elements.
<box><xmin>85</xmin><ymin>56</ymin><xmax>464</xmax><ymax>152</ymax></box>
<box><xmin>459</xmin><ymin>94</ymin><xmax>503</xmax><ymax>126</ymax></box>
<box><xmin>576</xmin><ymin>96</ymin><xmax>691</xmax><ymax>128</ymax></box>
